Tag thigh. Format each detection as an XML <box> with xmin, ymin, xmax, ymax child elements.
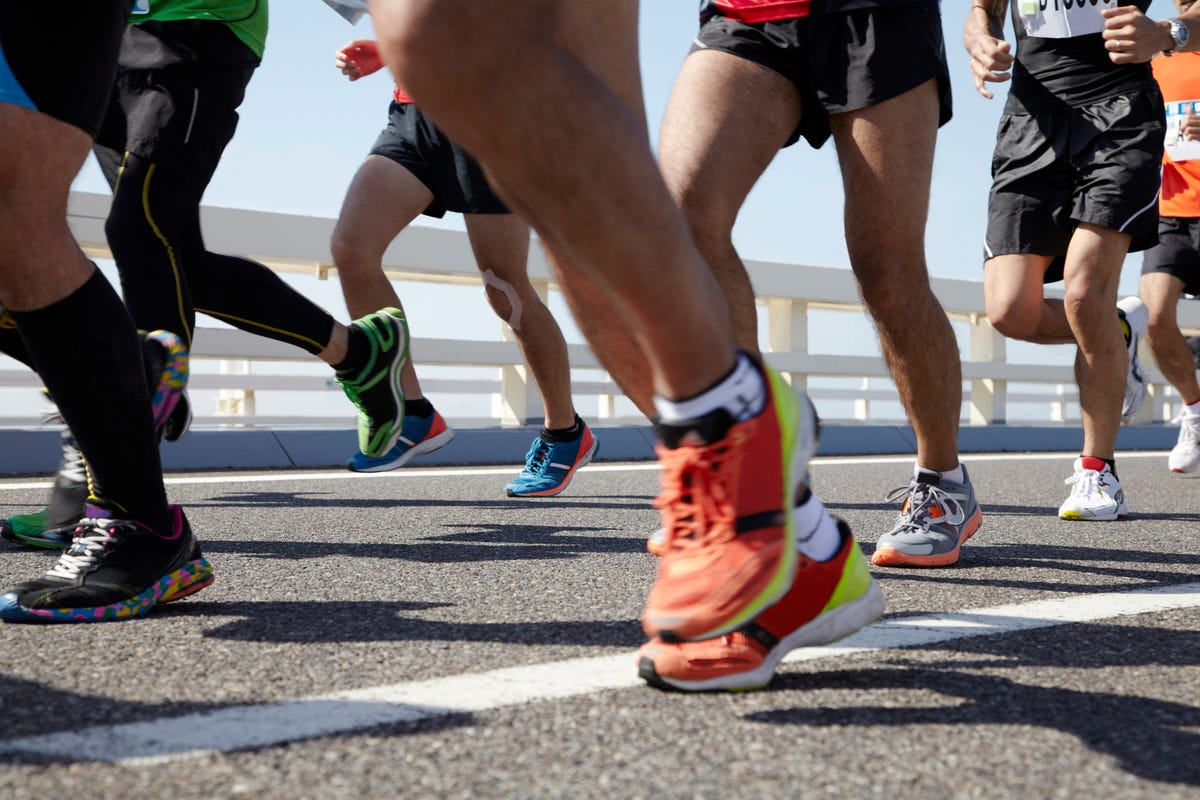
<box><xmin>833</xmin><ymin>79</ymin><xmax>940</xmax><ymax>279</ymax></box>
<box><xmin>463</xmin><ymin>214</ymin><xmax>531</xmax><ymax>282</ymax></box>
<box><xmin>1139</xmin><ymin>270</ymin><xmax>1186</xmax><ymax>323</ymax></box>
<box><xmin>334</xmin><ymin>155</ymin><xmax>432</xmax><ymax>256</ymax></box>
<box><xmin>984</xmin><ymin>254</ymin><xmax>1056</xmax><ymax>319</ymax></box>
<box><xmin>658</xmin><ymin>48</ymin><xmax>800</xmax><ymax>225</ymax></box>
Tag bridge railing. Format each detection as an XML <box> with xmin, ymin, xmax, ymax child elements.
<box><xmin>1</xmin><ymin>190</ymin><xmax>1197</xmax><ymax>429</ymax></box>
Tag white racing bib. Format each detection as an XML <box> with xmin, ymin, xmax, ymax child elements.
<box><xmin>1019</xmin><ymin>0</ymin><xmax>1117</xmax><ymax>38</ymax></box>
<box><xmin>1166</xmin><ymin>99</ymin><xmax>1200</xmax><ymax>162</ymax></box>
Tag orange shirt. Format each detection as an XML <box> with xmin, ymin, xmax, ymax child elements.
<box><xmin>393</xmin><ymin>85</ymin><xmax>413</xmax><ymax>104</ymax></box>
<box><xmin>1153</xmin><ymin>53</ymin><xmax>1200</xmax><ymax>218</ymax></box>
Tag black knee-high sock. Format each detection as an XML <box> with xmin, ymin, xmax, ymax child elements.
<box><xmin>10</xmin><ymin>270</ymin><xmax>170</xmax><ymax>532</ymax></box>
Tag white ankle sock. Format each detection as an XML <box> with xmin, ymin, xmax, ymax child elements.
<box><xmin>917</xmin><ymin>462</ymin><xmax>963</xmax><ymax>485</ymax></box>
<box><xmin>654</xmin><ymin>354</ymin><xmax>765</xmax><ymax>424</ymax></box>
<box><xmin>793</xmin><ymin>492</ymin><xmax>842</xmax><ymax>562</ymax></box>
<box><xmin>1185</xmin><ymin>399</ymin><xmax>1200</xmax><ymax>418</ymax></box>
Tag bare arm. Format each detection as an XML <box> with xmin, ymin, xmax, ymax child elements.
<box><xmin>964</xmin><ymin>0</ymin><xmax>1014</xmax><ymax>100</ymax></box>
<box><xmin>1102</xmin><ymin>3</ymin><xmax>1200</xmax><ymax>64</ymax></box>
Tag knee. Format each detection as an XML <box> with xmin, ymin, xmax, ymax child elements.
<box><xmin>330</xmin><ymin>225</ymin><xmax>372</xmax><ymax>275</ymax></box>
<box><xmin>1061</xmin><ymin>282</ymin><xmax>1111</xmax><ymax>320</ymax></box>
<box><xmin>987</xmin><ymin>296</ymin><xmax>1041</xmax><ymax>341</ymax></box>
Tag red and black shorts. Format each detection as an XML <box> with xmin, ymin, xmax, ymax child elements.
<box><xmin>369</xmin><ymin>101</ymin><xmax>509</xmax><ymax>218</ymax></box>
<box><xmin>690</xmin><ymin>5</ymin><xmax>952</xmax><ymax>149</ymax></box>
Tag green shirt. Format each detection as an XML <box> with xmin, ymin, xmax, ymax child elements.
<box><xmin>132</xmin><ymin>0</ymin><xmax>268</xmax><ymax>60</ymax></box>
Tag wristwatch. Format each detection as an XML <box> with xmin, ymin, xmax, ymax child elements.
<box><xmin>1169</xmin><ymin>18</ymin><xmax>1191</xmax><ymax>53</ymax></box>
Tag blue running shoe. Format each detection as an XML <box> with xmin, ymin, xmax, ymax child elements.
<box><xmin>336</xmin><ymin>308</ymin><xmax>409</xmax><ymax>458</ymax></box>
<box><xmin>347</xmin><ymin>410</ymin><xmax>455</xmax><ymax>472</ymax></box>
<box><xmin>505</xmin><ymin>423</ymin><xmax>598</xmax><ymax>497</ymax></box>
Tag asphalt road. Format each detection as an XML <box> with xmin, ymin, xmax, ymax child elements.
<box><xmin>0</xmin><ymin>451</ymin><xmax>1197</xmax><ymax>800</ymax></box>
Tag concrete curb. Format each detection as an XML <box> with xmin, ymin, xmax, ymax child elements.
<box><xmin>0</xmin><ymin>423</ymin><xmax>1180</xmax><ymax>476</ymax></box>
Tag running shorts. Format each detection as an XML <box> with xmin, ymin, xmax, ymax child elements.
<box><xmin>691</xmin><ymin>5</ymin><xmax>952</xmax><ymax>149</ymax></box>
<box><xmin>0</xmin><ymin>1</ymin><xmax>131</xmax><ymax>137</ymax></box>
<box><xmin>985</xmin><ymin>86</ymin><xmax>1165</xmax><ymax>283</ymax></box>
<box><xmin>1142</xmin><ymin>216</ymin><xmax>1200</xmax><ymax>296</ymax></box>
<box><xmin>95</xmin><ymin>21</ymin><xmax>258</xmax><ymax>188</ymax></box>
<box><xmin>369</xmin><ymin>101</ymin><xmax>509</xmax><ymax>218</ymax></box>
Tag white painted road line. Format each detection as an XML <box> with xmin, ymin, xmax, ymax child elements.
<box><xmin>0</xmin><ymin>451</ymin><xmax>1173</xmax><ymax>492</ymax></box>
<box><xmin>4</xmin><ymin>581</ymin><xmax>1197</xmax><ymax>765</ymax></box>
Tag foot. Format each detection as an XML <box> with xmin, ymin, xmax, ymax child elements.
<box><xmin>1117</xmin><ymin>297</ymin><xmax>1148</xmax><ymax>420</ymax></box>
<box><xmin>336</xmin><ymin>308</ymin><xmax>409</xmax><ymax>458</ymax></box>
<box><xmin>871</xmin><ymin>465</ymin><xmax>983</xmax><ymax>567</ymax></box>
<box><xmin>638</xmin><ymin>518</ymin><xmax>884</xmax><ymax>692</ymax></box>
<box><xmin>0</xmin><ymin>429</ymin><xmax>89</xmax><ymax>550</ymax></box>
<box><xmin>505</xmin><ymin>423</ymin><xmax>598</xmax><ymax>497</ymax></box>
<box><xmin>347</xmin><ymin>409</ymin><xmax>455</xmax><ymax>472</ymax></box>
<box><xmin>0</xmin><ymin>504</ymin><xmax>213</xmax><ymax>623</ymax></box>
<box><xmin>142</xmin><ymin>330</ymin><xmax>189</xmax><ymax>432</ymax></box>
<box><xmin>641</xmin><ymin>364</ymin><xmax>817</xmax><ymax>643</ymax></box>
<box><xmin>1169</xmin><ymin>412</ymin><xmax>1200</xmax><ymax>474</ymax></box>
<box><xmin>1059</xmin><ymin>457</ymin><xmax>1128</xmax><ymax>520</ymax></box>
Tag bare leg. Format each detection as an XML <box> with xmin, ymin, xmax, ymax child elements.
<box><xmin>330</xmin><ymin>154</ymin><xmax>433</xmax><ymax>397</ymax></box>
<box><xmin>370</xmin><ymin>0</ymin><xmax>738</xmax><ymax>400</ymax></box>
<box><xmin>1141</xmin><ymin>271</ymin><xmax>1200</xmax><ymax>403</ymax></box>
<box><xmin>1062</xmin><ymin>223</ymin><xmax>1131</xmax><ymax>460</ymax></box>
<box><xmin>832</xmin><ymin>80</ymin><xmax>960</xmax><ymax>472</ymax></box>
<box><xmin>465</xmin><ymin>214</ymin><xmax>576</xmax><ymax>429</ymax></box>
<box><xmin>984</xmin><ymin>254</ymin><xmax>1075</xmax><ymax>344</ymax></box>
<box><xmin>658</xmin><ymin>49</ymin><xmax>801</xmax><ymax>354</ymax></box>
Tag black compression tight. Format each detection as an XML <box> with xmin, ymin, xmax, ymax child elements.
<box><xmin>104</xmin><ymin>151</ymin><xmax>336</xmax><ymax>355</ymax></box>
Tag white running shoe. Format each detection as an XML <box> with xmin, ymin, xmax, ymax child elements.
<box><xmin>1059</xmin><ymin>458</ymin><xmax>1128</xmax><ymax>521</ymax></box>
<box><xmin>1117</xmin><ymin>297</ymin><xmax>1148</xmax><ymax>420</ymax></box>
<box><xmin>1168</xmin><ymin>412</ymin><xmax>1200</xmax><ymax>474</ymax></box>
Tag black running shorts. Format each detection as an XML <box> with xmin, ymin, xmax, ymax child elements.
<box><xmin>985</xmin><ymin>87</ymin><xmax>1165</xmax><ymax>283</ymax></box>
<box><xmin>691</xmin><ymin>5</ymin><xmax>952</xmax><ymax>149</ymax></box>
<box><xmin>369</xmin><ymin>101</ymin><xmax>509</xmax><ymax>218</ymax></box>
<box><xmin>0</xmin><ymin>1</ymin><xmax>131</xmax><ymax>137</ymax></box>
<box><xmin>1142</xmin><ymin>216</ymin><xmax>1200</xmax><ymax>296</ymax></box>
<box><xmin>94</xmin><ymin>21</ymin><xmax>257</xmax><ymax>188</ymax></box>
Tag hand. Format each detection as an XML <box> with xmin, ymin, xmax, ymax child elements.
<box><xmin>964</xmin><ymin>8</ymin><xmax>1014</xmax><ymax>100</ymax></box>
<box><xmin>334</xmin><ymin>38</ymin><xmax>383</xmax><ymax>81</ymax></box>
<box><xmin>1185</xmin><ymin>110</ymin><xmax>1200</xmax><ymax>141</ymax></box>
<box><xmin>1102</xmin><ymin>6</ymin><xmax>1173</xmax><ymax>64</ymax></box>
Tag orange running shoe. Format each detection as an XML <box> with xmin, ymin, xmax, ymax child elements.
<box><xmin>641</xmin><ymin>364</ymin><xmax>818</xmax><ymax>642</ymax></box>
<box><xmin>638</xmin><ymin>518</ymin><xmax>884</xmax><ymax>691</ymax></box>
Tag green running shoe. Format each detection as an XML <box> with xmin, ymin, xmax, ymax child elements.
<box><xmin>336</xmin><ymin>308</ymin><xmax>409</xmax><ymax>458</ymax></box>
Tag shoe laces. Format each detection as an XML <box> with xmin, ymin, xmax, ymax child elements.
<box><xmin>1064</xmin><ymin>468</ymin><xmax>1110</xmax><ymax>498</ymax></box>
<box><xmin>885</xmin><ymin>481</ymin><xmax>963</xmax><ymax>533</ymax></box>
<box><xmin>45</xmin><ymin>518</ymin><xmax>131</xmax><ymax>580</ymax></box>
<box><xmin>653</xmin><ymin>437</ymin><xmax>740</xmax><ymax>552</ymax></box>
<box><xmin>520</xmin><ymin>438</ymin><xmax>552</xmax><ymax>477</ymax></box>
<box><xmin>1171</xmin><ymin>412</ymin><xmax>1200</xmax><ymax>443</ymax></box>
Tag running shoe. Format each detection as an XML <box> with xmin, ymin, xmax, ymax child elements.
<box><xmin>162</xmin><ymin>390</ymin><xmax>192</xmax><ymax>442</ymax></box>
<box><xmin>642</xmin><ymin>363</ymin><xmax>818</xmax><ymax>643</ymax></box>
<box><xmin>1168</xmin><ymin>411</ymin><xmax>1200</xmax><ymax>474</ymax></box>
<box><xmin>336</xmin><ymin>308</ymin><xmax>409</xmax><ymax>458</ymax></box>
<box><xmin>638</xmin><ymin>518</ymin><xmax>885</xmax><ymax>692</ymax></box>
<box><xmin>0</xmin><ymin>430</ymin><xmax>88</xmax><ymax>550</ymax></box>
<box><xmin>347</xmin><ymin>409</ymin><xmax>455</xmax><ymax>472</ymax></box>
<box><xmin>871</xmin><ymin>465</ymin><xmax>983</xmax><ymax>567</ymax></box>
<box><xmin>0</xmin><ymin>504</ymin><xmax>213</xmax><ymax>623</ymax></box>
<box><xmin>1059</xmin><ymin>457</ymin><xmax>1128</xmax><ymax>520</ymax></box>
<box><xmin>1117</xmin><ymin>297</ymin><xmax>1148</xmax><ymax>420</ymax></box>
<box><xmin>142</xmin><ymin>330</ymin><xmax>189</xmax><ymax>431</ymax></box>
<box><xmin>505</xmin><ymin>424</ymin><xmax>598</xmax><ymax>497</ymax></box>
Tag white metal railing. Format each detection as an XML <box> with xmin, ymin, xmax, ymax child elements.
<box><xmin>1</xmin><ymin>190</ymin><xmax>1197</xmax><ymax>428</ymax></box>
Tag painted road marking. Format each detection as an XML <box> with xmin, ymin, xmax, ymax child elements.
<box><xmin>0</xmin><ymin>451</ymin><xmax>1173</xmax><ymax>492</ymax></box>
<box><xmin>3</xmin><ymin>581</ymin><xmax>1197</xmax><ymax>765</ymax></box>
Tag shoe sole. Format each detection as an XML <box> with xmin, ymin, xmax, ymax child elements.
<box><xmin>0</xmin><ymin>558</ymin><xmax>213</xmax><ymax>624</ymax></box>
<box><xmin>349</xmin><ymin>428</ymin><xmax>456</xmax><ymax>473</ymax></box>
<box><xmin>145</xmin><ymin>331</ymin><xmax>189</xmax><ymax>430</ymax></box>
<box><xmin>639</xmin><ymin>578</ymin><xmax>886</xmax><ymax>692</ymax></box>
<box><xmin>1059</xmin><ymin>504</ymin><xmax>1129</xmax><ymax>521</ymax></box>
<box><xmin>506</xmin><ymin>436</ymin><xmax>599</xmax><ymax>497</ymax></box>
<box><xmin>870</xmin><ymin>506</ymin><xmax>984</xmax><ymax>568</ymax></box>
